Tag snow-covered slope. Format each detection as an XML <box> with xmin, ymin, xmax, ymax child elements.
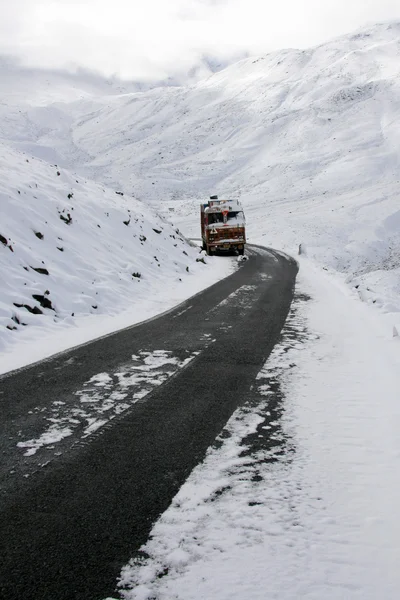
<box><xmin>0</xmin><ymin>142</ymin><xmax>231</xmax><ymax>370</ymax></box>
<box><xmin>4</xmin><ymin>21</ymin><xmax>398</xmax><ymax>322</ymax></box>
<box><xmin>0</xmin><ymin>56</ymin><xmax>140</xmax><ymax>105</ymax></box>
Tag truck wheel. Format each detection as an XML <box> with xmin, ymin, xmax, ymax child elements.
<box><xmin>206</xmin><ymin>244</ymin><xmax>211</xmax><ymax>256</ymax></box>
<box><xmin>238</xmin><ymin>247</ymin><xmax>244</xmax><ymax>256</ymax></box>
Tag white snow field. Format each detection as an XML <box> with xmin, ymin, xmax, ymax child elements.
<box><xmin>1</xmin><ymin>18</ymin><xmax>400</xmax><ymax>600</ymax></box>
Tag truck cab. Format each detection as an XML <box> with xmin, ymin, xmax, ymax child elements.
<box><xmin>201</xmin><ymin>196</ymin><xmax>246</xmax><ymax>255</ymax></box>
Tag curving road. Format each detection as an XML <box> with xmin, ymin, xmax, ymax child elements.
<box><xmin>0</xmin><ymin>246</ymin><xmax>298</xmax><ymax>600</ymax></box>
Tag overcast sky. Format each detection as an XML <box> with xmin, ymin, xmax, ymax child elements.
<box><xmin>1</xmin><ymin>0</ymin><xmax>400</xmax><ymax>80</ymax></box>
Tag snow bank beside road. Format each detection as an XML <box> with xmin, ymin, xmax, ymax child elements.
<box><xmin>0</xmin><ymin>143</ymin><xmax>235</xmax><ymax>374</ymax></box>
<box><xmin>116</xmin><ymin>259</ymin><xmax>400</xmax><ymax>600</ymax></box>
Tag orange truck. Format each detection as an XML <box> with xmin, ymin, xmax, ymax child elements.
<box><xmin>200</xmin><ymin>195</ymin><xmax>246</xmax><ymax>255</ymax></box>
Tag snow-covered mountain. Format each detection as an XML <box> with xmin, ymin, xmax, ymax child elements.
<box><xmin>0</xmin><ymin>142</ymin><xmax>232</xmax><ymax>369</ymax></box>
<box><xmin>1</xmin><ymin>21</ymin><xmax>400</xmax><ymax>363</ymax></box>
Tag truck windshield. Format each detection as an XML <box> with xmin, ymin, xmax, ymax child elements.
<box><xmin>208</xmin><ymin>213</ymin><xmax>224</xmax><ymax>224</ymax></box>
<box><xmin>228</xmin><ymin>211</ymin><xmax>245</xmax><ymax>224</ymax></box>
<box><xmin>207</xmin><ymin>210</ymin><xmax>245</xmax><ymax>225</ymax></box>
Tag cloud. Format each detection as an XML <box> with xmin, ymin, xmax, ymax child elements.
<box><xmin>1</xmin><ymin>0</ymin><xmax>400</xmax><ymax>79</ymax></box>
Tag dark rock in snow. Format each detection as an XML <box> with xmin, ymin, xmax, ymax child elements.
<box><xmin>13</xmin><ymin>302</ymin><xmax>43</xmax><ymax>315</ymax></box>
<box><xmin>32</xmin><ymin>294</ymin><xmax>54</xmax><ymax>310</ymax></box>
<box><xmin>59</xmin><ymin>213</ymin><xmax>72</xmax><ymax>225</ymax></box>
<box><xmin>31</xmin><ymin>267</ymin><xmax>50</xmax><ymax>276</ymax></box>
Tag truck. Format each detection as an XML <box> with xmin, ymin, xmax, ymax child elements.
<box><xmin>200</xmin><ymin>195</ymin><xmax>246</xmax><ymax>256</ymax></box>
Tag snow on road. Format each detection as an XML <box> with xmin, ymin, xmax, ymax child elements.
<box><xmin>15</xmin><ymin>350</ymin><xmax>201</xmax><ymax>458</ymax></box>
<box><xmin>114</xmin><ymin>259</ymin><xmax>400</xmax><ymax>600</ymax></box>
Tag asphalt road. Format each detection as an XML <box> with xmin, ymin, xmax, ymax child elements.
<box><xmin>0</xmin><ymin>246</ymin><xmax>298</xmax><ymax>600</ymax></box>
